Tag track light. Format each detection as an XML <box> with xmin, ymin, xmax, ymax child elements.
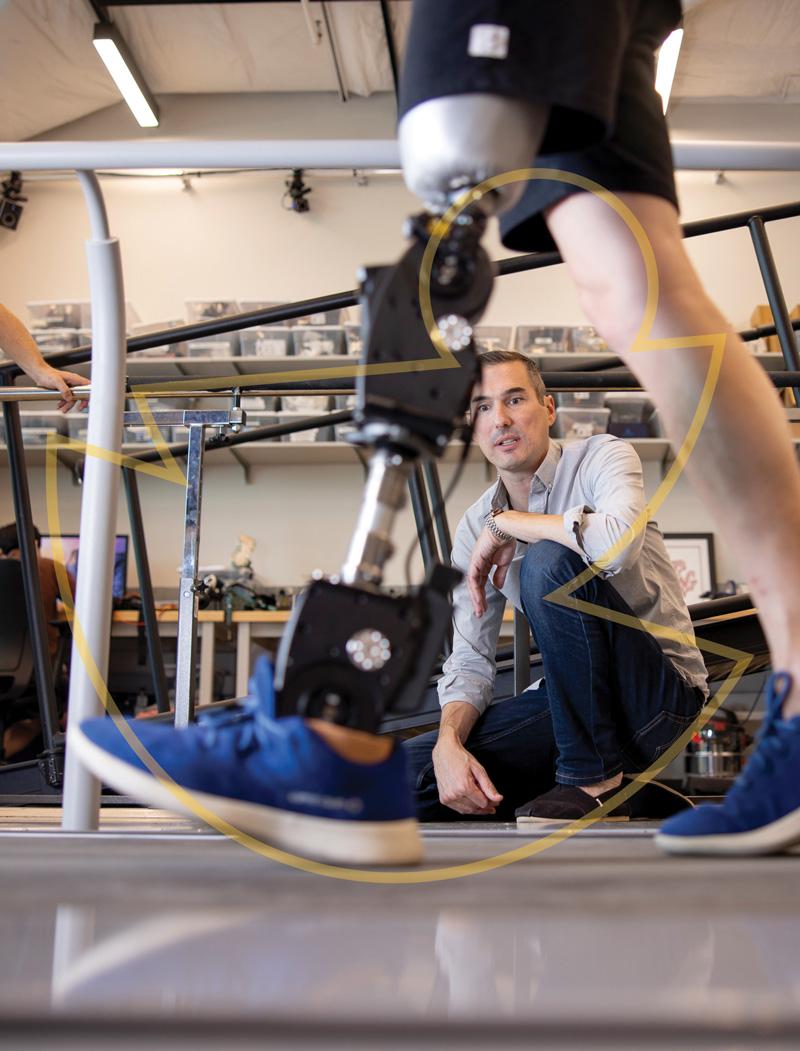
<box><xmin>0</xmin><ymin>171</ymin><xmax>26</xmax><ymax>232</ymax></box>
<box><xmin>93</xmin><ymin>22</ymin><xmax>160</xmax><ymax>128</ymax></box>
<box><xmin>655</xmin><ymin>27</ymin><xmax>684</xmax><ymax>114</ymax></box>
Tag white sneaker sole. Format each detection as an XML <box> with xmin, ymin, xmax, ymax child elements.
<box><xmin>71</xmin><ymin>726</ymin><xmax>423</xmax><ymax>867</ymax></box>
<box><xmin>655</xmin><ymin>806</ymin><xmax>800</xmax><ymax>856</ymax></box>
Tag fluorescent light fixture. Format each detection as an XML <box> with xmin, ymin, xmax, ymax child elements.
<box><xmin>93</xmin><ymin>22</ymin><xmax>160</xmax><ymax>128</ymax></box>
<box><xmin>655</xmin><ymin>27</ymin><xmax>684</xmax><ymax>114</ymax></box>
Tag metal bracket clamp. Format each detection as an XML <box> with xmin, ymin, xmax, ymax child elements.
<box><xmin>122</xmin><ymin>408</ymin><xmax>245</xmax><ymax>430</ymax></box>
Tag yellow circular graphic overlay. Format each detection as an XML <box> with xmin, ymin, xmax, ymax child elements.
<box><xmin>46</xmin><ymin>166</ymin><xmax>749</xmax><ymax>884</ymax></box>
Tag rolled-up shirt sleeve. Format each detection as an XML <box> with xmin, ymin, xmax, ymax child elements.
<box><xmin>561</xmin><ymin>439</ymin><xmax>647</xmax><ymax>577</ymax></box>
<box><xmin>437</xmin><ymin>516</ymin><xmax>505</xmax><ymax>715</ymax></box>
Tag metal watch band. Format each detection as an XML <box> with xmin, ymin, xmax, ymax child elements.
<box><xmin>485</xmin><ymin>508</ymin><xmax>513</xmax><ymax>543</ymax></box>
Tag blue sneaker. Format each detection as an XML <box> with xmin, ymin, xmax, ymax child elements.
<box><xmin>71</xmin><ymin>657</ymin><xmax>422</xmax><ymax>866</ymax></box>
<box><xmin>656</xmin><ymin>673</ymin><xmax>800</xmax><ymax>856</ymax></box>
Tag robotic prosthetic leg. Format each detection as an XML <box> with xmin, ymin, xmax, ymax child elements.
<box><xmin>274</xmin><ymin>93</ymin><xmax>548</xmax><ymax>732</ymax></box>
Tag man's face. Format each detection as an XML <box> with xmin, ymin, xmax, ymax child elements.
<box><xmin>471</xmin><ymin>361</ymin><xmax>556</xmax><ymax>474</ymax></box>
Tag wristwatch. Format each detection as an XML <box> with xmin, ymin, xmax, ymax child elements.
<box><xmin>485</xmin><ymin>507</ymin><xmax>513</xmax><ymax>543</ymax></box>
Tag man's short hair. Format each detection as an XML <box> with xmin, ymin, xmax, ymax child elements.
<box><xmin>0</xmin><ymin>522</ymin><xmax>41</xmax><ymax>554</ymax></box>
<box><xmin>477</xmin><ymin>349</ymin><xmax>547</xmax><ymax>404</ymax></box>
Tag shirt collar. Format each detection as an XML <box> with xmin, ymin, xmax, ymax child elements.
<box><xmin>490</xmin><ymin>440</ymin><xmax>562</xmax><ymax>510</ymax></box>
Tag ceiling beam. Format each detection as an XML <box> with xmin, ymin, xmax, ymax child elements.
<box><xmin>378</xmin><ymin>0</ymin><xmax>400</xmax><ymax>106</ymax></box>
<box><xmin>86</xmin><ymin>0</ymin><xmax>110</xmax><ymax>18</ymax></box>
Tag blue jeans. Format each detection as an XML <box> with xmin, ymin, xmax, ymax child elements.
<box><xmin>405</xmin><ymin>541</ymin><xmax>704</xmax><ymax>820</ymax></box>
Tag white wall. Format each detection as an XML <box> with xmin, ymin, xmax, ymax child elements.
<box><xmin>1</xmin><ymin>165</ymin><xmax>798</xmax><ymax>589</ymax></box>
<box><xmin>2</xmin><ymin>166</ymin><xmax>799</xmax><ymax>328</ymax></box>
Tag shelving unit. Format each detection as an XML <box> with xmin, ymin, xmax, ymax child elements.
<box><xmin>3</xmin><ymin>352</ymin><xmax>792</xmax><ymax>479</ymax></box>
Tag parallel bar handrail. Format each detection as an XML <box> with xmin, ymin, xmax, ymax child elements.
<box><xmin>498</xmin><ymin>198</ymin><xmax>800</xmax><ymax>277</ymax></box>
<box><xmin>7</xmin><ymin>368</ymin><xmax>800</xmax><ymax>404</ymax></box>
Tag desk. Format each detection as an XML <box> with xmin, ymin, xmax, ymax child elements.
<box><xmin>111</xmin><ymin>608</ymin><xmax>518</xmax><ymax>707</ymax></box>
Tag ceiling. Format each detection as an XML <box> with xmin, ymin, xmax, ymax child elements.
<box><xmin>0</xmin><ymin>0</ymin><xmax>799</xmax><ymax>143</ymax></box>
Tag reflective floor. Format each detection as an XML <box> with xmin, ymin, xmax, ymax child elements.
<box><xmin>1</xmin><ymin>810</ymin><xmax>799</xmax><ymax>1049</ymax></box>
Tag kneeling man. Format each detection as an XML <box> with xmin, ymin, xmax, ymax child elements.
<box><xmin>406</xmin><ymin>351</ymin><xmax>708</xmax><ymax>822</ymax></box>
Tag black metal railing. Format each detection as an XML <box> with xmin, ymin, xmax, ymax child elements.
<box><xmin>3</xmin><ymin>196</ymin><xmax>798</xmax><ymax>777</ymax></box>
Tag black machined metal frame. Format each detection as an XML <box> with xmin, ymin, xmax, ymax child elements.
<box><xmin>378</xmin><ymin>0</ymin><xmax>400</xmax><ymax>106</ymax></box>
<box><xmin>4</xmin><ymin>196</ymin><xmax>799</xmax><ymax>739</ymax></box>
<box><xmin>408</xmin><ymin>464</ymin><xmax>438</xmax><ymax>575</ymax></box>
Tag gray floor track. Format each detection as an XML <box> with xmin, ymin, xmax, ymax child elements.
<box><xmin>1</xmin><ymin>809</ymin><xmax>798</xmax><ymax>1049</ymax></box>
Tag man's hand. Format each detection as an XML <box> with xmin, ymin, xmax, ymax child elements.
<box><xmin>433</xmin><ymin>734</ymin><xmax>503</xmax><ymax>815</ymax></box>
<box><xmin>467</xmin><ymin>526</ymin><xmax>516</xmax><ymax>617</ymax></box>
<box><xmin>26</xmin><ymin>363</ymin><xmax>88</xmax><ymax>413</ymax></box>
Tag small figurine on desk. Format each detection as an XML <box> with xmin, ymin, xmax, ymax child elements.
<box><xmin>230</xmin><ymin>535</ymin><xmax>256</xmax><ymax>577</ymax></box>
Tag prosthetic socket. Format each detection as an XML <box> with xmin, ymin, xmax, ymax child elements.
<box><xmin>399</xmin><ymin>93</ymin><xmax>548</xmax><ymax>217</ymax></box>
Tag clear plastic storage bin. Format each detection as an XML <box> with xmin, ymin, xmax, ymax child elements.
<box><xmin>28</xmin><ymin>301</ymin><xmax>91</xmax><ymax>330</ymax></box>
<box><xmin>239</xmin><ymin>327</ymin><xmax>292</xmax><ymax>357</ymax></box>
<box><xmin>604</xmin><ymin>394</ymin><xmax>655</xmax><ymax>438</ymax></box>
<box><xmin>184</xmin><ymin>300</ymin><xmax>240</xmax><ymax>322</ymax></box>
<box><xmin>28</xmin><ymin>300</ymin><xmax>139</xmax><ymax>331</ymax></box>
<box><xmin>65</xmin><ymin>413</ymin><xmax>89</xmax><ymax>441</ymax></box>
<box><xmin>474</xmin><ymin>325</ymin><xmax>513</xmax><ymax>352</ymax></box>
<box><xmin>515</xmin><ymin>325</ymin><xmax>573</xmax><ymax>355</ymax></box>
<box><xmin>552</xmin><ymin>407</ymin><xmax>610</xmax><ymax>440</ymax></box>
<box><xmin>238</xmin><ymin>302</ymin><xmax>292</xmax><ymax>327</ymax></box>
<box><xmin>243</xmin><ymin>413</ymin><xmax>280</xmax><ymax>440</ymax></box>
<box><xmin>572</xmin><ymin>325</ymin><xmax>609</xmax><ymax>354</ymax></box>
<box><xmin>19</xmin><ymin>411</ymin><xmax>68</xmax><ymax>445</ymax></box>
<box><xmin>129</xmin><ymin>320</ymin><xmax>187</xmax><ymax>358</ymax></box>
<box><xmin>291</xmin><ymin>327</ymin><xmax>346</xmax><ymax>357</ymax></box>
<box><xmin>279</xmin><ymin>395</ymin><xmax>333</xmax><ymax>414</ymax></box>
<box><xmin>295</xmin><ymin>309</ymin><xmax>349</xmax><ymax>326</ymax></box>
<box><xmin>240</xmin><ymin>396</ymin><xmax>274</xmax><ymax>412</ymax></box>
<box><xmin>31</xmin><ymin>329</ymin><xmax>82</xmax><ymax>352</ymax></box>
<box><xmin>124</xmin><ymin>425</ymin><xmax>159</xmax><ymax>445</ymax></box>
<box><xmin>277</xmin><ymin>411</ymin><xmax>327</xmax><ymax>443</ymax></box>
<box><xmin>186</xmin><ymin>334</ymin><xmax>240</xmax><ymax>357</ymax></box>
<box><xmin>555</xmin><ymin>391</ymin><xmax>607</xmax><ymax>408</ymax></box>
<box><xmin>344</xmin><ymin>323</ymin><xmax>362</xmax><ymax>357</ymax></box>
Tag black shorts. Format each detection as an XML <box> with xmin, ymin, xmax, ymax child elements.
<box><xmin>399</xmin><ymin>0</ymin><xmax>681</xmax><ymax>252</ymax></box>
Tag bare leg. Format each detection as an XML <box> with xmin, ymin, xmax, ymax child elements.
<box><xmin>546</xmin><ymin>191</ymin><xmax>800</xmax><ymax>715</ymax></box>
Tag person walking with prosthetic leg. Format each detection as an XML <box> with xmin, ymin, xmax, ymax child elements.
<box><xmin>75</xmin><ymin>1</ymin><xmax>800</xmax><ymax>861</ymax></box>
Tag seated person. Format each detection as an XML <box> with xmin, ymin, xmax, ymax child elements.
<box><xmin>0</xmin><ymin>522</ymin><xmax>74</xmax><ymax>759</ymax></box>
<box><xmin>0</xmin><ymin>522</ymin><xmax>72</xmax><ymax>662</ymax></box>
<box><xmin>405</xmin><ymin>350</ymin><xmax>708</xmax><ymax>822</ymax></box>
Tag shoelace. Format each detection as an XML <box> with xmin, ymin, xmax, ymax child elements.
<box><xmin>726</xmin><ymin>672</ymin><xmax>797</xmax><ymax>807</ymax></box>
<box><xmin>196</xmin><ymin>699</ymin><xmax>282</xmax><ymax>756</ymax></box>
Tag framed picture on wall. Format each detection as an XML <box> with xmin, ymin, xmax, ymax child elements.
<box><xmin>663</xmin><ymin>533</ymin><xmax>717</xmax><ymax>605</ymax></box>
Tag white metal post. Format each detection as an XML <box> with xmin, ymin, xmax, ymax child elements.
<box><xmin>61</xmin><ymin>172</ymin><xmax>128</xmax><ymax>831</ymax></box>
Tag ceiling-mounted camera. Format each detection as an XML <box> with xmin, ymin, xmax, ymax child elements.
<box><xmin>0</xmin><ymin>171</ymin><xmax>26</xmax><ymax>231</ymax></box>
<box><xmin>283</xmin><ymin>169</ymin><xmax>312</xmax><ymax>214</ymax></box>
